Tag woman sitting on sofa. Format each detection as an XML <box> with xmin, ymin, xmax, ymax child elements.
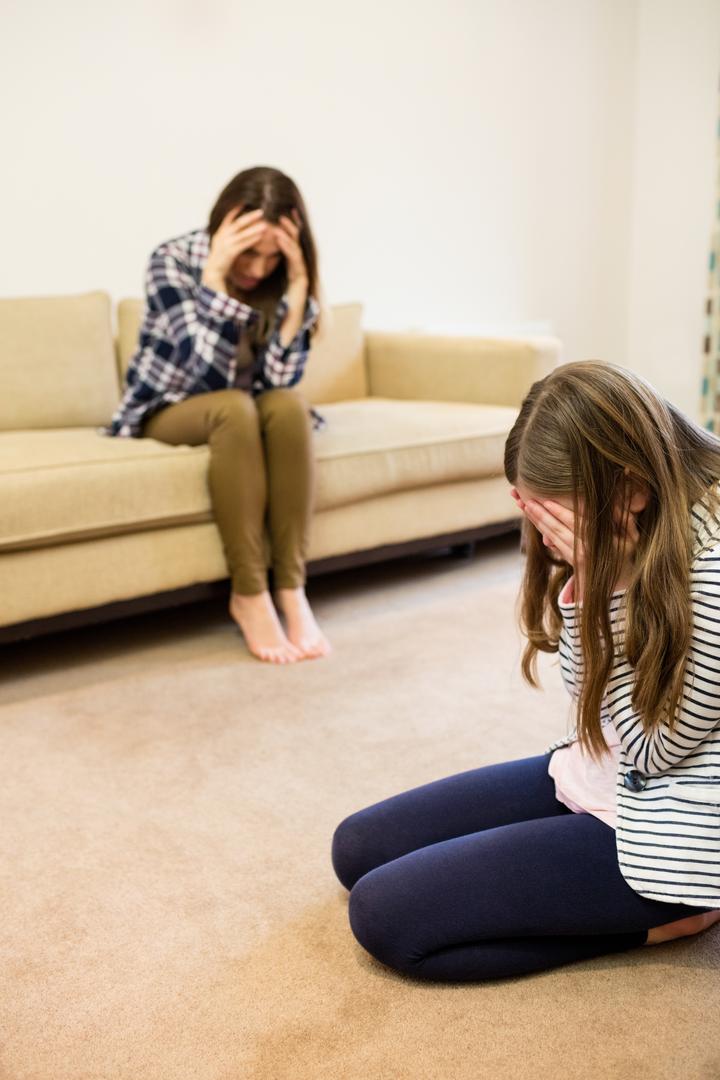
<box><xmin>105</xmin><ymin>165</ymin><xmax>330</xmax><ymax>665</ymax></box>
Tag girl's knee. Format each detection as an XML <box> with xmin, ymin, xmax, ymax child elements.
<box><xmin>331</xmin><ymin>813</ymin><xmax>373</xmax><ymax>892</ymax></box>
<box><xmin>332</xmin><ymin>807</ymin><xmax>402</xmax><ymax>892</ymax></box>
<box><xmin>347</xmin><ymin>868</ymin><xmax>418</xmax><ymax>975</ymax></box>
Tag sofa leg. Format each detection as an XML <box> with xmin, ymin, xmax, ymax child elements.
<box><xmin>449</xmin><ymin>541</ymin><xmax>476</xmax><ymax>559</ymax></box>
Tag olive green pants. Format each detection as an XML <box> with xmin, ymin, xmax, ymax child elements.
<box><xmin>143</xmin><ymin>388</ymin><xmax>315</xmax><ymax>595</ymax></box>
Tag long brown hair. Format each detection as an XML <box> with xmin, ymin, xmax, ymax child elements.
<box><xmin>504</xmin><ymin>361</ymin><xmax>720</xmax><ymax>762</ymax></box>
<box><xmin>207</xmin><ymin>165</ymin><xmax>322</xmax><ymax>332</ymax></box>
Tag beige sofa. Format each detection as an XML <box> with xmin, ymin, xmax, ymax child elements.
<box><xmin>0</xmin><ymin>291</ymin><xmax>560</xmax><ymax>641</ymax></box>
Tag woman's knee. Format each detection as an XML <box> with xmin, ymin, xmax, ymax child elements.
<box><xmin>258</xmin><ymin>387</ymin><xmax>310</xmax><ymax>429</ymax></box>
<box><xmin>208</xmin><ymin>389</ymin><xmax>258</xmax><ymax>422</ymax></box>
<box><xmin>205</xmin><ymin>390</ymin><xmax>261</xmax><ymax>444</ymax></box>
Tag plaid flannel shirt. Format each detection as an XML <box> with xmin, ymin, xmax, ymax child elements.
<box><xmin>103</xmin><ymin>227</ymin><xmax>324</xmax><ymax>438</ymax></box>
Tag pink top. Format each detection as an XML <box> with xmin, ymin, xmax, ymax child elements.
<box><xmin>548</xmin><ymin>723</ymin><xmax>621</xmax><ymax>829</ymax></box>
<box><xmin>546</xmin><ymin>576</ymin><xmax>622</xmax><ymax>830</ymax></box>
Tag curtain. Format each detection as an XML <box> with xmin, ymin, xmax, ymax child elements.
<box><xmin>701</xmin><ymin>77</ymin><xmax>720</xmax><ymax>430</ymax></box>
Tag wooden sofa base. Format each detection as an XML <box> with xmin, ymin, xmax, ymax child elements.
<box><xmin>0</xmin><ymin>520</ymin><xmax>520</xmax><ymax>644</ymax></box>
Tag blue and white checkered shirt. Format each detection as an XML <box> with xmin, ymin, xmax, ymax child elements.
<box><xmin>104</xmin><ymin>227</ymin><xmax>323</xmax><ymax>438</ymax></box>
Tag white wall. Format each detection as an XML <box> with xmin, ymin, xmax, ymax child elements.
<box><xmin>626</xmin><ymin>0</ymin><xmax>720</xmax><ymax>419</ymax></box>
<box><xmin>1</xmin><ymin>1</ymin><xmax>718</xmax><ymax>416</ymax></box>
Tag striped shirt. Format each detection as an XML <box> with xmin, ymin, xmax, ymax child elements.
<box><xmin>545</xmin><ymin>487</ymin><xmax>720</xmax><ymax>908</ymax></box>
<box><xmin>103</xmin><ymin>227</ymin><xmax>323</xmax><ymax>438</ymax></box>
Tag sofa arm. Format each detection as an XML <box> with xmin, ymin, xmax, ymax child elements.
<box><xmin>365</xmin><ymin>332</ymin><xmax>562</xmax><ymax>408</ymax></box>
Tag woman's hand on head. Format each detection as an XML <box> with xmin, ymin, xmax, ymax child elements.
<box><xmin>202</xmin><ymin>207</ymin><xmax>268</xmax><ymax>287</ymax></box>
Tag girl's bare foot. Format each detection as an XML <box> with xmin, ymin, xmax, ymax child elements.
<box><xmin>645</xmin><ymin>908</ymin><xmax>720</xmax><ymax>945</ymax></box>
<box><xmin>229</xmin><ymin>591</ymin><xmax>302</xmax><ymax>664</ymax></box>
<box><xmin>273</xmin><ymin>587</ymin><xmax>332</xmax><ymax>660</ymax></box>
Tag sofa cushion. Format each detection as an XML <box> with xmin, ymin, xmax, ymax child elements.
<box><xmin>298</xmin><ymin>303</ymin><xmax>368</xmax><ymax>403</ymax></box>
<box><xmin>315</xmin><ymin>399</ymin><xmax>518</xmax><ymax>507</ymax></box>
<box><xmin>0</xmin><ymin>429</ymin><xmax>210</xmax><ymax>551</ymax></box>
<box><xmin>0</xmin><ymin>399</ymin><xmax>518</xmax><ymax>551</ymax></box>
<box><xmin>0</xmin><ymin>292</ymin><xmax>119</xmax><ymax>430</ymax></box>
<box><xmin>117</xmin><ymin>299</ymin><xmax>369</xmax><ymax>404</ymax></box>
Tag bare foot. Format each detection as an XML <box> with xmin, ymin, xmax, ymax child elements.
<box><xmin>645</xmin><ymin>909</ymin><xmax>720</xmax><ymax>945</ymax></box>
<box><xmin>274</xmin><ymin>587</ymin><xmax>332</xmax><ymax>660</ymax></box>
<box><xmin>229</xmin><ymin>591</ymin><xmax>302</xmax><ymax>664</ymax></box>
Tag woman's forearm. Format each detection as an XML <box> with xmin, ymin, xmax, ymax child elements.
<box><xmin>278</xmin><ymin>278</ymin><xmax>309</xmax><ymax>348</ymax></box>
<box><xmin>200</xmin><ymin>269</ymin><xmax>232</xmax><ymax>296</ymax></box>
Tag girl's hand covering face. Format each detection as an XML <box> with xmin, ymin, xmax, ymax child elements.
<box><xmin>511</xmin><ymin>488</ymin><xmax>577</xmax><ymax>563</ymax></box>
<box><xmin>509</xmin><ymin>486</ymin><xmax>641</xmax><ymax>589</ymax></box>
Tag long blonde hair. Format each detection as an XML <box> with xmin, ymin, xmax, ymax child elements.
<box><xmin>504</xmin><ymin>361</ymin><xmax>720</xmax><ymax>761</ymax></box>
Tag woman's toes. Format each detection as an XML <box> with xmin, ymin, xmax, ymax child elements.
<box><xmin>253</xmin><ymin>644</ymin><xmax>295</xmax><ymax>664</ymax></box>
<box><xmin>300</xmin><ymin>638</ymin><xmax>321</xmax><ymax>657</ymax></box>
<box><xmin>309</xmin><ymin>634</ymin><xmax>332</xmax><ymax>658</ymax></box>
<box><xmin>298</xmin><ymin>636</ymin><xmax>331</xmax><ymax>659</ymax></box>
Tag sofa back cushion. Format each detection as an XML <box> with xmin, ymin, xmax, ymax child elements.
<box><xmin>0</xmin><ymin>291</ymin><xmax>119</xmax><ymax>430</ymax></box>
<box><xmin>116</xmin><ymin>299</ymin><xmax>368</xmax><ymax>404</ymax></box>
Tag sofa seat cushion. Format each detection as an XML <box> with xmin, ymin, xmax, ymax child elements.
<box><xmin>314</xmin><ymin>398</ymin><xmax>518</xmax><ymax>508</ymax></box>
<box><xmin>0</xmin><ymin>398</ymin><xmax>518</xmax><ymax>551</ymax></box>
<box><xmin>0</xmin><ymin>429</ymin><xmax>211</xmax><ymax>551</ymax></box>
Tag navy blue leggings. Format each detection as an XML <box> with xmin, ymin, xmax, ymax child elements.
<box><xmin>331</xmin><ymin>753</ymin><xmax>713</xmax><ymax>982</ymax></box>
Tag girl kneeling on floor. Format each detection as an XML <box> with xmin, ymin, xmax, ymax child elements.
<box><xmin>331</xmin><ymin>361</ymin><xmax>720</xmax><ymax>981</ymax></box>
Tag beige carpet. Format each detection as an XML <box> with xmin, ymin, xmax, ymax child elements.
<box><xmin>1</xmin><ymin>538</ymin><xmax>718</xmax><ymax>1080</ymax></box>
